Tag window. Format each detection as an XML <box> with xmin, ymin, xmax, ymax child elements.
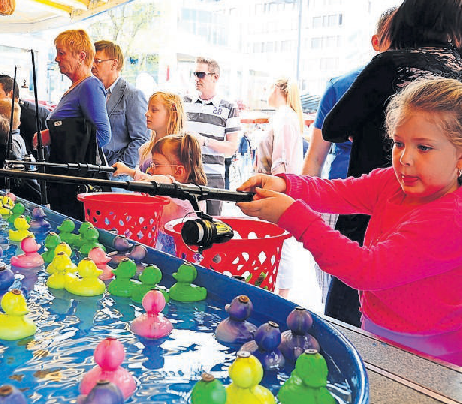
<box><xmin>320</xmin><ymin>57</ymin><xmax>338</xmax><ymax>70</ymax></box>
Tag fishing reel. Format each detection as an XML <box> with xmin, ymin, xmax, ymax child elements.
<box><xmin>180</xmin><ymin>212</ymin><xmax>234</xmax><ymax>252</ymax></box>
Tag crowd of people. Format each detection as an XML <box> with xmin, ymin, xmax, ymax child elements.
<box><xmin>0</xmin><ymin>0</ymin><xmax>461</xmax><ymax>366</ymax></box>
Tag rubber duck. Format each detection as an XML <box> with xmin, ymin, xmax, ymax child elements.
<box><xmin>88</xmin><ymin>247</ymin><xmax>114</xmax><ymax>281</ymax></box>
<box><xmin>108</xmin><ymin>235</ymin><xmax>134</xmax><ymax>266</ymax></box>
<box><xmin>0</xmin><ymin>385</ymin><xmax>27</xmax><ymax>404</ymax></box>
<box><xmin>0</xmin><ymin>263</ymin><xmax>14</xmax><ymax>293</ymax></box>
<box><xmin>131</xmin><ymin>290</ymin><xmax>173</xmax><ymax>339</ymax></box>
<box><xmin>80</xmin><ymin>337</ymin><xmax>136</xmax><ymax>399</ymax></box>
<box><xmin>41</xmin><ymin>232</ymin><xmax>62</xmax><ymax>263</ymax></box>
<box><xmin>169</xmin><ymin>263</ymin><xmax>207</xmax><ymax>302</ymax></box>
<box><xmin>0</xmin><ymin>289</ymin><xmax>36</xmax><ymax>340</ymax></box>
<box><xmin>47</xmin><ymin>251</ymin><xmax>78</xmax><ymax>289</ymax></box>
<box><xmin>29</xmin><ymin>207</ymin><xmax>51</xmax><ymax>232</ymax></box>
<box><xmin>57</xmin><ymin>219</ymin><xmax>80</xmax><ymax>246</ymax></box>
<box><xmin>191</xmin><ymin>373</ymin><xmax>227</xmax><ymax>404</ymax></box>
<box><xmin>215</xmin><ymin>295</ymin><xmax>257</xmax><ymax>345</ymax></box>
<box><xmin>131</xmin><ymin>265</ymin><xmax>168</xmax><ymax>304</ymax></box>
<box><xmin>75</xmin><ymin>222</ymin><xmax>96</xmax><ymax>249</ymax></box>
<box><xmin>46</xmin><ymin>244</ymin><xmax>76</xmax><ymax>275</ymax></box>
<box><xmin>225</xmin><ymin>351</ymin><xmax>276</xmax><ymax>404</ymax></box>
<box><xmin>241</xmin><ymin>321</ymin><xmax>285</xmax><ymax>371</ymax></box>
<box><xmin>79</xmin><ymin>227</ymin><xmax>105</xmax><ymax>256</ymax></box>
<box><xmin>10</xmin><ymin>235</ymin><xmax>44</xmax><ymax>269</ymax></box>
<box><xmin>278</xmin><ymin>349</ymin><xmax>335</xmax><ymax>404</ymax></box>
<box><xmin>108</xmin><ymin>258</ymin><xmax>137</xmax><ymax>297</ymax></box>
<box><xmin>7</xmin><ymin>202</ymin><xmax>26</xmax><ymax>225</ymax></box>
<box><xmin>9</xmin><ymin>216</ymin><xmax>32</xmax><ymax>242</ymax></box>
<box><xmin>65</xmin><ymin>258</ymin><xmax>106</xmax><ymax>297</ymax></box>
<box><xmin>79</xmin><ymin>380</ymin><xmax>124</xmax><ymax>404</ymax></box>
<box><xmin>279</xmin><ymin>307</ymin><xmax>320</xmax><ymax>364</ymax></box>
<box><xmin>0</xmin><ymin>196</ymin><xmax>14</xmax><ymax>217</ymax></box>
<box><xmin>128</xmin><ymin>244</ymin><xmax>147</xmax><ymax>272</ymax></box>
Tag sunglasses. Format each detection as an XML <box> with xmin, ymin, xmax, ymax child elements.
<box><xmin>93</xmin><ymin>58</ymin><xmax>116</xmax><ymax>65</ymax></box>
<box><xmin>193</xmin><ymin>71</ymin><xmax>215</xmax><ymax>79</ymax></box>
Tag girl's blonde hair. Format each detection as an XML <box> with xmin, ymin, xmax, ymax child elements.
<box><xmin>152</xmin><ymin>132</ymin><xmax>207</xmax><ymax>186</ymax></box>
<box><xmin>0</xmin><ymin>99</ymin><xmax>20</xmax><ymax>130</ymax></box>
<box><xmin>275</xmin><ymin>77</ymin><xmax>304</xmax><ymax>133</ymax></box>
<box><xmin>141</xmin><ymin>91</ymin><xmax>186</xmax><ymax>163</ymax></box>
<box><xmin>386</xmin><ymin>77</ymin><xmax>462</xmax><ymax>150</ymax></box>
<box><xmin>54</xmin><ymin>29</ymin><xmax>95</xmax><ymax>68</ymax></box>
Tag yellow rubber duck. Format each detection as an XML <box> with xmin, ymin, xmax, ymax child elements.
<box><xmin>225</xmin><ymin>351</ymin><xmax>276</xmax><ymax>404</ymax></box>
<box><xmin>0</xmin><ymin>195</ymin><xmax>14</xmax><ymax>216</ymax></box>
<box><xmin>47</xmin><ymin>252</ymin><xmax>77</xmax><ymax>289</ymax></box>
<box><xmin>65</xmin><ymin>258</ymin><xmax>106</xmax><ymax>297</ymax></box>
<box><xmin>9</xmin><ymin>216</ymin><xmax>33</xmax><ymax>242</ymax></box>
<box><xmin>46</xmin><ymin>244</ymin><xmax>77</xmax><ymax>275</ymax></box>
<box><xmin>0</xmin><ymin>289</ymin><xmax>36</xmax><ymax>340</ymax></box>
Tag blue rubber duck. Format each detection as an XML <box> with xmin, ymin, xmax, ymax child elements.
<box><xmin>169</xmin><ymin>263</ymin><xmax>207</xmax><ymax>302</ymax></box>
<box><xmin>65</xmin><ymin>257</ymin><xmax>106</xmax><ymax>296</ymax></box>
<box><xmin>0</xmin><ymin>289</ymin><xmax>36</xmax><ymax>340</ymax></box>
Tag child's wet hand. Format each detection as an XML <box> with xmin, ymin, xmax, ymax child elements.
<box><xmin>237</xmin><ymin>187</ymin><xmax>294</xmax><ymax>224</ymax></box>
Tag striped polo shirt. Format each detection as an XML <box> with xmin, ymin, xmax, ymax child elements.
<box><xmin>184</xmin><ymin>94</ymin><xmax>240</xmax><ymax>177</ymax></box>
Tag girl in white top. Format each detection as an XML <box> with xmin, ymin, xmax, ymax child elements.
<box><xmin>257</xmin><ymin>77</ymin><xmax>304</xmax><ymax>298</ymax></box>
<box><xmin>113</xmin><ymin>133</ymin><xmax>207</xmax><ymax>253</ymax></box>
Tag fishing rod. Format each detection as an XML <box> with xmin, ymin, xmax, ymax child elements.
<box><xmin>5</xmin><ymin>160</ymin><xmax>116</xmax><ymax>174</ymax></box>
<box><xmin>0</xmin><ymin>167</ymin><xmax>255</xmax><ymax>251</ymax></box>
<box><xmin>30</xmin><ymin>49</ymin><xmax>48</xmax><ymax>205</ymax></box>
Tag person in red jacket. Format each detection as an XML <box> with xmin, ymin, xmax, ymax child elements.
<box><xmin>237</xmin><ymin>78</ymin><xmax>462</xmax><ymax>366</ymax></box>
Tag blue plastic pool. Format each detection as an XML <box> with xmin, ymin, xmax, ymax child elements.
<box><xmin>0</xmin><ymin>199</ymin><xmax>369</xmax><ymax>403</ymax></box>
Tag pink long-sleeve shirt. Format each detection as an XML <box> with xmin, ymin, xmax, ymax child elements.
<box><xmin>278</xmin><ymin>168</ymin><xmax>462</xmax><ymax>335</ymax></box>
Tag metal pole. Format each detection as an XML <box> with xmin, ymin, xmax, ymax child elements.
<box><xmin>296</xmin><ymin>0</ymin><xmax>303</xmax><ymax>83</ymax></box>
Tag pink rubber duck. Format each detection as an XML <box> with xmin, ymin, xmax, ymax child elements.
<box><xmin>80</xmin><ymin>337</ymin><xmax>136</xmax><ymax>399</ymax></box>
<box><xmin>88</xmin><ymin>247</ymin><xmax>114</xmax><ymax>280</ymax></box>
<box><xmin>10</xmin><ymin>235</ymin><xmax>44</xmax><ymax>268</ymax></box>
<box><xmin>131</xmin><ymin>290</ymin><xmax>173</xmax><ymax>339</ymax></box>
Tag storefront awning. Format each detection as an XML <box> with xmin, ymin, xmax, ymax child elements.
<box><xmin>0</xmin><ymin>0</ymin><xmax>132</xmax><ymax>33</ymax></box>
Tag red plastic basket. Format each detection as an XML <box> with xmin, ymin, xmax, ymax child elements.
<box><xmin>77</xmin><ymin>193</ymin><xmax>169</xmax><ymax>247</ymax></box>
<box><xmin>164</xmin><ymin>217</ymin><xmax>291</xmax><ymax>291</ymax></box>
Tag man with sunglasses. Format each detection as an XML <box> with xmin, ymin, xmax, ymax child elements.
<box><xmin>184</xmin><ymin>56</ymin><xmax>240</xmax><ymax>216</ymax></box>
<box><xmin>92</xmin><ymin>40</ymin><xmax>149</xmax><ymax>190</ymax></box>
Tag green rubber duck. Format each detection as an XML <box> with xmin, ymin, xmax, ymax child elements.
<box><xmin>7</xmin><ymin>202</ymin><xmax>29</xmax><ymax>224</ymax></box>
<box><xmin>74</xmin><ymin>222</ymin><xmax>95</xmax><ymax>249</ymax></box>
<box><xmin>191</xmin><ymin>373</ymin><xmax>227</xmax><ymax>404</ymax></box>
<box><xmin>79</xmin><ymin>227</ymin><xmax>105</xmax><ymax>256</ymax></box>
<box><xmin>57</xmin><ymin>219</ymin><xmax>80</xmax><ymax>246</ymax></box>
<box><xmin>131</xmin><ymin>265</ymin><xmax>169</xmax><ymax>304</ymax></box>
<box><xmin>278</xmin><ymin>349</ymin><xmax>336</xmax><ymax>404</ymax></box>
<box><xmin>169</xmin><ymin>263</ymin><xmax>207</xmax><ymax>302</ymax></box>
<box><xmin>108</xmin><ymin>258</ymin><xmax>137</xmax><ymax>297</ymax></box>
<box><xmin>42</xmin><ymin>232</ymin><xmax>62</xmax><ymax>263</ymax></box>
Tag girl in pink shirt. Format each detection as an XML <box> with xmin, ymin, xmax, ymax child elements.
<box><xmin>237</xmin><ymin>78</ymin><xmax>462</xmax><ymax>366</ymax></box>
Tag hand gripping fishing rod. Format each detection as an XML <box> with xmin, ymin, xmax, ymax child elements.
<box><xmin>0</xmin><ymin>162</ymin><xmax>255</xmax><ymax>251</ymax></box>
